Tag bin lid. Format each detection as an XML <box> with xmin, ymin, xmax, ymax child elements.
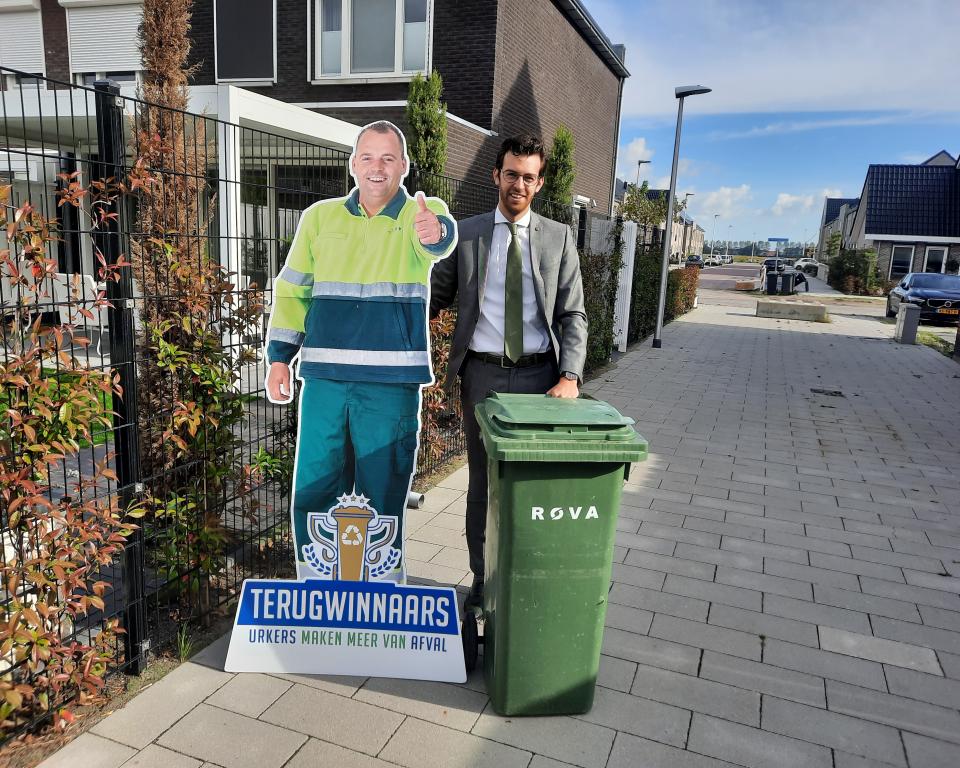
<box><xmin>475</xmin><ymin>393</ymin><xmax>648</xmax><ymax>463</ymax></box>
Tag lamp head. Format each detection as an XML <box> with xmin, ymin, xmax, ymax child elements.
<box><xmin>675</xmin><ymin>85</ymin><xmax>711</xmax><ymax>98</ymax></box>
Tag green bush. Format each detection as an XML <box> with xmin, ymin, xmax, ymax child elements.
<box><xmin>828</xmin><ymin>248</ymin><xmax>883</xmax><ymax>295</ymax></box>
<box><xmin>627</xmin><ymin>231</ymin><xmax>699</xmax><ymax>344</ymax></box>
<box><xmin>581</xmin><ymin>222</ymin><xmax>624</xmax><ymax>374</ymax></box>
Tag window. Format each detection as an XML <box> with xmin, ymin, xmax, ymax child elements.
<box><xmin>214</xmin><ymin>0</ymin><xmax>275</xmax><ymax>83</ymax></box>
<box><xmin>889</xmin><ymin>245</ymin><xmax>914</xmax><ymax>279</ymax></box>
<box><xmin>924</xmin><ymin>246</ymin><xmax>947</xmax><ymax>273</ymax></box>
<box><xmin>0</xmin><ymin>6</ymin><xmax>45</xmax><ymax>77</ymax></box>
<box><xmin>65</xmin><ymin>3</ymin><xmax>143</xmax><ymax>74</ymax></box>
<box><xmin>75</xmin><ymin>71</ymin><xmax>138</xmax><ymax>87</ymax></box>
<box><xmin>314</xmin><ymin>0</ymin><xmax>429</xmax><ymax>79</ymax></box>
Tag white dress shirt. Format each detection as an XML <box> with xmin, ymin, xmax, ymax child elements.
<box><xmin>469</xmin><ymin>206</ymin><xmax>551</xmax><ymax>356</ymax></box>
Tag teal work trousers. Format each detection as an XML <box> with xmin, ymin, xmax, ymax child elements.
<box><xmin>291</xmin><ymin>378</ymin><xmax>421</xmax><ymax>578</ymax></box>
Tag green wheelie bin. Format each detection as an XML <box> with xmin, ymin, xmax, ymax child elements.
<box><xmin>472</xmin><ymin>393</ymin><xmax>647</xmax><ymax>716</ymax></box>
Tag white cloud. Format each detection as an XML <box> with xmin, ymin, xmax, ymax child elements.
<box><xmin>701</xmin><ymin>184</ymin><xmax>752</xmax><ymax>218</ymax></box>
<box><xmin>821</xmin><ymin>188</ymin><xmax>843</xmax><ymax>200</ymax></box>
<box><xmin>584</xmin><ymin>0</ymin><xmax>960</xmax><ymax>116</ymax></box>
<box><xmin>617</xmin><ymin>136</ymin><xmax>655</xmax><ymax>179</ymax></box>
<box><xmin>771</xmin><ymin>193</ymin><xmax>815</xmax><ymax>216</ymax></box>
<box><xmin>708</xmin><ymin>113</ymin><xmax>930</xmax><ymax>141</ymax></box>
<box><xmin>899</xmin><ymin>151</ymin><xmax>929</xmax><ymax>163</ymax></box>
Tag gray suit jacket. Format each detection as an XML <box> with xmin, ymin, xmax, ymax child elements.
<box><xmin>429</xmin><ymin>210</ymin><xmax>588</xmax><ymax>391</ymax></box>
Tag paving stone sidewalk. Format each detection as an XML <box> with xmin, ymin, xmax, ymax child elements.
<box><xmin>40</xmin><ymin>296</ymin><xmax>960</xmax><ymax>768</ymax></box>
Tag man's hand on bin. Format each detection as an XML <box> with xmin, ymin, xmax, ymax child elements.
<box><xmin>266</xmin><ymin>362</ymin><xmax>293</xmax><ymax>403</ymax></box>
<box><xmin>414</xmin><ymin>191</ymin><xmax>442</xmax><ymax>245</ymax></box>
<box><xmin>547</xmin><ymin>377</ymin><xmax>579</xmax><ymax>399</ymax></box>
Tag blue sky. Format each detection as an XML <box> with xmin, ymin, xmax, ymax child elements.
<box><xmin>584</xmin><ymin>0</ymin><xmax>960</xmax><ymax>245</ymax></box>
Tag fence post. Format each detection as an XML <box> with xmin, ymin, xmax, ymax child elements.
<box><xmin>94</xmin><ymin>81</ymin><xmax>148</xmax><ymax>675</ymax></box>
<box><xmin>576</xmin><ymin>205</ymin><xmax>587</xmax><ymax>250</ymax></box>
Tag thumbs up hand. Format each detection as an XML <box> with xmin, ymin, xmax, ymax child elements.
<box><xmin>413</xmin><ymin>191</ymin><xmax>442</xmax><ymax>245</ymax></box>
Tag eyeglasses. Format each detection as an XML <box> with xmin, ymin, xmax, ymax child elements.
<box><xmin>500</xmin><ymin>170</ymin><xmax>540</xmax><ymax>187</ymax></box>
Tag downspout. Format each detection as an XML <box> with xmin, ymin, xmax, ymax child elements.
<box><xmin>610</xmin><ymin>75</ymin><xmax>624</xmax><ymax>216</ymax></box>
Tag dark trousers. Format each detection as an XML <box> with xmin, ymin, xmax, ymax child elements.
<box><xmin>459</xmin><ymin>355</ymin><xmax>559</xmax><ymax>578</ymax></box>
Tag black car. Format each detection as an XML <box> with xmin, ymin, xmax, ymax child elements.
<box><xmin>685</xmin><ymin>254</ymin><xmax>704</xmax><ymax>268</ymax></box>
<box><xmin>886</xmin><ymin>273</ymin><xmax>960</xmax><ymax>323</ymax></box>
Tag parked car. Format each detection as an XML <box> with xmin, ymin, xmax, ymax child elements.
<box><xmin>886</xmin><ymin>273</ymin><xmax>960</xmax><ymax>322</ymax></box>
<box><xmin>762</xmin><ymin>258</ymin><xmax>787</xmax><ymax>272</ymax></box>
<box><xmin>685</xmin><ymin>254</ymin><xmax>704</xmax><ymax>269</ymax></box>
<box><xmin>794</xmin><ymin>257</ymin><xmax>821</xmax><ymax>275</ymax></box>
<box><xmin>703</xmin><ymin>254</ymin><xmax>723</xmax><ymax>266</ymax></box>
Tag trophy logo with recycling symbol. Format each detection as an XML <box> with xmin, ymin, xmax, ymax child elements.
<box><xmin>301</xmin><ymin>491</ymin><xmax>401</xmax><ymax>581</ymax></box>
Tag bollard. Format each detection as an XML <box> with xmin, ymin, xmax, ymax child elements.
<box><xmin>894</xmin><ymin>303</ymin><xmax>920</xmax><ymax>344</ymax></box>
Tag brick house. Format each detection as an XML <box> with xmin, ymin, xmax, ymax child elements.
<box><xmin>185</xmin><ymin>0</ymin><xmax>630</xmax><ymax>213</ymax></box>
<box><xmin>844</xmin><ymin>151</ymin><xmax>960</xmax><ymax>280</ymax></box>
<box><xmin>816</xmin><ymin>196</ymin><xmax>859</xmax><ymax>261</ymax></box>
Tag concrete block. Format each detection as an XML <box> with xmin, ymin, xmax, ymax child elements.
<box><xmin>813</xmin><ymin>585</ymin><xmax>921</xmax><ymax>623</ymax></box>
<box><xmin>687</xmin><ymin>713</ymin><xmax>832</xmax><ymax>768</ymax></box>
<box><xmin>699</xmin><ymin>651</ymin><xmax>825</xmax><ymax>707</ymax></box>
<box><xmin>596</xmin><ymin>653</ymin><xmax>637</xmax><ymax>693</ymax></box>
<box><xmin>206</xmin><ymin>673</ymin><xmax>291</xmax><ymax>718</ymax></box>
<box><xmin>92</xmin><ymin>662</ymin><xmax>233</xmax><ymax>749</ymax></box>
<box><xmin>764</xmin><ymin>594</ymin><xmax>872</xmax><ymax>635</ymax></box>
<box><xmin>37</xmin><ymin>733</ymin><xmax>137</xmax><ymax>768</ymax></box>
<box><xmin>663</xmin><ymin>574</ymin><xmax>763</xmax><ymax>612</ymax></box>
<box><xmin>577</xmin><ymin>686</ymin><xmax>690</xmax><ymax>747</ymax></box>
<box><xmin>157</xmin><ymin>703</ymin><xmax>306</xmax><ymax>768</ymax></box>
<box><xmin>715</xmin><ymin>566</ymin><xmax>812</xmax><ymax>601</ymax></box>
<box><xmin>631</xmin><ymin>662</ymin><xmax>759</xmax><ymax>725</ymax></box>
<box><xmin>381</xmin><ymin>718</ymin><xmax>530</xmax><ymax>768</ymax></box>
<box><xmin>354</xmin><ymin>677</ymin><xmax>487</xmax><ymax>732</ymax></box>
<box><xmin>260</xmin><ymin>685</ymin><xmax>402</xmax><ymax>755</ymax></box>
<box><xmin>285</xmin><ymin>738</ymin><xmax>399</xmax><ymax>768</ymax></box>
<box><xmin>902</xmin><ymin>732</ymin><xmax>960</xmax><ymax>768</ymax></box>
<box><xmin>826</xmin><ymin>680</ymin><xmax>960</xmax><ymax>743</ymax></box>
<box><xmin>472</xmin><ymin>709</ymin><xmax>614</xmax><ymax>768</ymax></box>
<box><xmin>762</xmin><ymin>696</ymin><xmax>906</xmax><ymax>766</ymax></box>
<box><xmin>602</xmin><ymin>626</ymin><xmax>700</xmax><ymax>674</ymax></box>
<box><xmin>763</xmin><ymin>639</ymin><xmax>886</xmax><ymax>690</ymax></box>
<box><xmin>709</xmin><ymin>604</ymin><xmax>819</xmax><ymax>647</ymax></box>
<box><xmin>819</xmin><ymin>626</ymin><xmax>942</xmax><ymax>674</ymax></box>
<box><xmin>609</xmin><ymin>581</ymin><xmax>709</xmax><ymax>622</ymax></box>
<box><xmin>650</xmin><ymin>614</ymin><xmax>762</xmax><ymax>660</ymax></box>
<box><xmin>608</xmin><ymin>731</ymin><xmax>743</xmax><ymax>768</ymax></box>
<box><xmin>121</xmin><ymin>745</ymin><xmax>203</xmax><ymax>768</ymax></box>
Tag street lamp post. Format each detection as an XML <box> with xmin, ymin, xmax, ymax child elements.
<box><xmin>725</xmin><ymin>224</ymin><xmax>732</xmax><ymax>257</ymax></box>
<box><xmin>680</xmin><ymin>192</ymin><xmax>694</xmax><ymax>257</ymax></box>
<box><xmin>653</xmin><ymin>84</ymin><xmax>711</xmax><ymax>349</ymax></box>
<box><xmin>709</xmin><ymin>213</ymin><xmax>719</xmax><ymax>259</ymax></box>
<box><xmin>635</xmin><ymin>159</ymin><xmax>650</xmax><ymax>190</ymax></box>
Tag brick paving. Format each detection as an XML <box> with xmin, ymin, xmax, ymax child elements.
<box><xmin>40</xmin><ymin>294</ymin><xmax>960</xmax><ymax>768</ymax></box>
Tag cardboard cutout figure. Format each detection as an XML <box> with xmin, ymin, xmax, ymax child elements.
<box><xmin>264</xmin><ymin>121</ymin><xmax>457</xmax><ymax>584</ymax></box>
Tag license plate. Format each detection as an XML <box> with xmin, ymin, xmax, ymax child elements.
<box><xmin>937</xmin><ymin>308</ymin><xmax>959</xmax><ymax>315</ymax></box>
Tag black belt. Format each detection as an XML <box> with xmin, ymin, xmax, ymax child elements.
<box><xmin>467</xmin><ymin>350</ymin><xmax>553</xmax><ymax>368</ymax></box>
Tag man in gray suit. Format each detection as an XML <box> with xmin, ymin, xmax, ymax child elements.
<box><xmin>430</xmin><ymin>134</ymin><xmax>588</xmax><ymax>609</ymax></box>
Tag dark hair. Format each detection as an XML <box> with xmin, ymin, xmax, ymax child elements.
<box><xmin>356</xmin><ymin>120</ymin><xmax>408</xmax><ymax>160</ymax></box>
<box><xmin>495</xmin><ymin>134</ymin><xmax>546</xmax><ymax>177</ymax></box>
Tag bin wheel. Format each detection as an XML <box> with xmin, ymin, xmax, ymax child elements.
<box><xmin>461</xmin><ymin>611</ymin><xmax>479</xmax><ymax>672</ymax></box>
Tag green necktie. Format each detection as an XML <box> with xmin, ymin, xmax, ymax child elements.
<box><xmin>504</xmin><ymin>223</ymin><xmax>524</xmax><ymax>362</ymax></box>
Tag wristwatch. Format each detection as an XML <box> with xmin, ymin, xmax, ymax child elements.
<box><xmin>438</xmin><ymin>220</ymin><xmax>447</xmax><ymax>241</ymax></box>
<box><xmin>562</xmin><ymin>371</ymin><xmax>578</xmax><ymax>382</ymax></box>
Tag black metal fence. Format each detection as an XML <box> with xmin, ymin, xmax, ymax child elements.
<box><xmin>0</xmin><ymin>68</ymin><xmax>379</xmax><ymax>733</ymax></box>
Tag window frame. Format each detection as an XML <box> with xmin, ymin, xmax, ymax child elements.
<box><xmin>309</xmin><ymin>0</ymin><xmax>432</xmax><ymax>83</ymax></box>
<box><xmin>213</xmin><ymin>0</ymin><xmax>277</xmax><ymax>86</ymax></box>
<box><xmin>888</xmin><ymin>244</ymin><xmax>915</xmax><ymax>280</ymax></box>
<box><xmin>923</xmin><ymin>245</ymin><xmax>948</xmax><ymax>274</ymax></box>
